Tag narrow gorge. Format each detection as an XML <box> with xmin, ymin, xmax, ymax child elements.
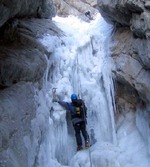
<box><xmin>0</xmin><ymin>0</ymin><xmax>150</xmax><ymax>167</ymax></box>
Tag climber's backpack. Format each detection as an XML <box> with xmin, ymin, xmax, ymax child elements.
<box><xmin>73</xmin><ymin>99</ymin><xmax>87</xmax><ymax>119</ymax></box>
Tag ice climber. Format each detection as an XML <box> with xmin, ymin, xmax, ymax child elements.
<box><xmin>85</xmin><ymin>10</ymin><xmax>93</xmax><ymax>20</ymax></box>
<box><xmin>53</xmin><ymin>93</ymin><xmax>90</xmax><ymax>151</ymax></box>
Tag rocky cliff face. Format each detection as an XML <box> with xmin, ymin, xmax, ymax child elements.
<box><xmin>53</xmin><ymin>0</ymin><xmax>98</xmax><ymax>21</ymax></box>
<box><xmin>97</xmin><ymin>0</ymin><xmax>150</xmax><ymax>154</ymax></box>
<box><xmin>0</xmin><ymin>0</ymin><xmax>55</xmax><ymax>27</ymax></box>
<box><xmin>0</xmin><ymin>1</ymin><xmax>62</xmax><ymax>166</ymax></box>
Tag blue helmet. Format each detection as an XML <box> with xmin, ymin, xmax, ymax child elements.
<box><xmin>71</xmin><ymin>93</ymin><xmax>77</xmax><ymax>100</ymax></box>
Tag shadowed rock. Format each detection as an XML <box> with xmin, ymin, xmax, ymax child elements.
<box><xmin>0</xmin><ymin>18</ymin><xmax>63</xmax><ymax>88</ymax></box>
<box><xmin>0</xmin><ymin>0</ymin><xmax>56</xmax><ymax>28</ymax></box>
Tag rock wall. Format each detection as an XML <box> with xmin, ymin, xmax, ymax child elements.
<box><xmin>97</xmin><ymin>0</ymin><xmax>150</xmax><ymax>154</ymax></box>
<box><xmin>0</xmin><ymin>1</ymin><xmax>63</xmax><ymax>166</ymax></box>
<box><xmin>97</xmin><ymin>0</ymin><xmax>150</xmax><ymax>110</ymax></box>
<box><xmin>53</xmin><ymin>0</ymin><xmax>98</xmax><ymax>21</ymax></box>
<box><xmin>0</xmin><ymin>0</ymin><xmax>56</xmax><ymax>27</ymax></box>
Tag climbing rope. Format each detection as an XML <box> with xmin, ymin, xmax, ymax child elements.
<box><xmin>88</xmin><ymin>147</ymin><xmax>93</xmax><ymax>167</ymax></box>
<box><xmin>75</xmin><ymin>53</ymin><xmax>82</xmax><ymax>97</ymax></box>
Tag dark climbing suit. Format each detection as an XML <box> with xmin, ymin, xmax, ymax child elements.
<box><xmin>58</xmin><ymin>99</ymin><xmax>89</xmax><ymax>146</ymax></box>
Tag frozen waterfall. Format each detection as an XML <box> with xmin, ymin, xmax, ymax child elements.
<box><xmin>37</xmin><ymin>14</ymin><xmax>150</xmax><ymax>167</ymax></box>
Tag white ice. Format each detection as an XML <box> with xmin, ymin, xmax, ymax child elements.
<box><xmin>37</xmin><ymin>14</ymin><xmax>150</xmax><ymax>167</ymax></box>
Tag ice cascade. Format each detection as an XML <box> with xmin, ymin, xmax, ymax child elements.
<box><xmin>36</xmin><ymin>14</ymin><xmax>150</xmax><ymax>167</ymax></box>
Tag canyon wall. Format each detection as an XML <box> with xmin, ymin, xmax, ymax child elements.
<box><xmin>53</xmin><ymin>0</ymin><xmax>98</xmax><ymax>21</ymax></box>
<box><xmin>97</xmin><ymin>0</ymin><xmax>150</xmax><ymax>154</ymax></box>
<box><xmin>0</xmin><ymin>1</ymin><xmax>60</xmax><ymax>166</ymax></box>
<box><xmin>1</xmin><ymin>0</ymin><xmax>150</xmax><ymax>166</ymax></box>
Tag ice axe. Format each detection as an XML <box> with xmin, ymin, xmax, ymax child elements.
<box><xmin>52</xmin><ymin>88</ymin><xmax>57</xmax><ymax>102</ymax></box>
